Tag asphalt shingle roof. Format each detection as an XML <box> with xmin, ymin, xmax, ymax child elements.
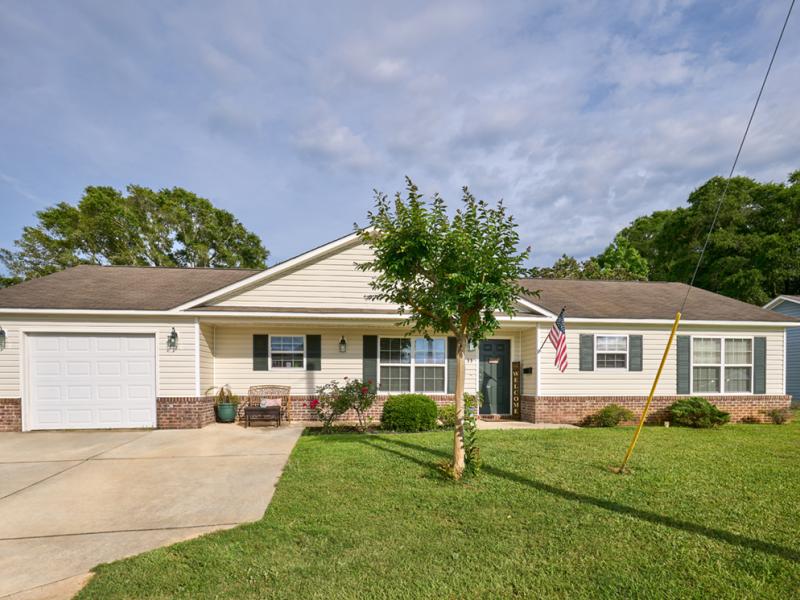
<box><xmin>0</xmin><ymin>265</ymin><xmax>794</xmax><ymax>322</ymax></box>
<box><xmin>519</xmin><ymin>279</ymin><xmax>794</xmax><ymax>322</ymax></box>
<box><xmin>0</xmin><ymin>265</ymin><xmax>259</xmax><ymax>311</ymax></box>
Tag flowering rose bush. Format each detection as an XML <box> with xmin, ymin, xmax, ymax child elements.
<box><xmin>315</xmin><ymin>377</ymin><xmax>377</xmax><ymax>431</ymax></box>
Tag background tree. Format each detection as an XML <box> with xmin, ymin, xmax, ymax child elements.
<box><xmin>0</xmin><ymin>185</ymin><xmax>268</xmax><ymax>285</ymax></box>
<box><xmin>614</xmin><ymin>171</ymin><xmax>800</xmax><ymax>304</ymax></box>
<box><xmin>358</xmin><ymin>178</ymin><xmax>530</xmax><ymax>478</ymax></box>
<box><xmin>530</xmin><ymin>237</ymin><xmax>649</xmax><ymax>281</ymax></box>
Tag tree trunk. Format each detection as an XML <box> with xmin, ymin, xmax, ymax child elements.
<box><xmin>452</xmin><ymin>334</ymin><xmax>467</xmax><ymax>478</ymax></box>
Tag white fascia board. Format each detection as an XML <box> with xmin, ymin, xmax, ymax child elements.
<box><xmin>0</xmin><ymin>308</ymin><xmax>190</xmax><ymax>317</ymax></box>
<box><xmin>515</xmin><ymin>297</ymin><xmax>557</xmax><ymax>318</ymax></box>
<box><xmin>763</xmin><ymin>295</ymin><xmax>800</xmax><ymax>310</ymax></box>
<box><xmin>563</xmin><ymin>317</ymin><xmax>800</xmax><ymax>327</ymax></box>
<box><xmin>172</xmin><ymin>230</ymin><xmax>368</xmax><ymax>311</ymax></box>
<box><xmin>184</xmin><ymin>310</ymin><xmax>544</xmax><ymax>321</ymax></box>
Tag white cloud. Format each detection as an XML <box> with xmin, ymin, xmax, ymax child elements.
<box><xmin>0</xmin><ymin>0</ymin><xmax>798</xmax><ymax>266</ymax></box>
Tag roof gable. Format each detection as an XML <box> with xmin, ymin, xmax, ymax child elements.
<box><xmin>764</xmin><ymin>295</ymin><xmax>800</xmax><ymax>310</ymax></box>
<box><xmin>204</xmin><ymin>237</ymin><xmax>398</xmax><ymax>311</ymax></box>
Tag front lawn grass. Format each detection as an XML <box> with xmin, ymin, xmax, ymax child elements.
<box><xmin>78</xmin><ymin>419</ymin><xmax>800</xmax><ymax>599</ymax></box>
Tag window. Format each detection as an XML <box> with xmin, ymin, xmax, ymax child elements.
<box><xmin>270</xmin><ymin>336</ymin><xmax>304</xmax><ymax>369</ymax></box>
<box><xmin>692</xmin><ymin>337</ymin><xmax>752</xmax><ymax>394</ymax></box>
<box><xmin>724</xmin><ymin>338</ymin><xmax>752</xmax><ymax>393</ymax></box>
<box><xmin>379</xmin><ymin>338</ymin><xmax>411</xmax><ymax>392</ymax></box>
<box><xmin>379</xmin><ymin>337</ymin><xmax>446</xmax><ymax>392</ymax></box>
<box><xmin>414</xmin><ymin>338</ymin><xmax>446</xmax><ymax>392</ymax></box>
<box><xmin>596</xmin><ymin>335</ymin><xmax>627</xmax><ymax>369</ymax></box>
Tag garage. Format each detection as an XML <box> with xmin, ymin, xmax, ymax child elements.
<box><xmin>26</xmin><ymin>333</ymin><xmax>157</xmax><ymax>430</ymax></box>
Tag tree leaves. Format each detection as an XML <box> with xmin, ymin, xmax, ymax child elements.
<box><xmin>0</xmin><ymin>185</ymin><xmax>269</xmax><ymax>283</ymax></box>
<box><xmin>357</xmin><ymin>177</ymin><xmax>531</xmax><ymax>342</ymax></box>
<box><xmin>616</xmin><ymin>171</ymin><xmax>800</xmax><ymax>305</ymax></box>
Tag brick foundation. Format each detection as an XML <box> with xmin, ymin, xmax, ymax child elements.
<box><xmin>156</xmin><ymin>396</ymin><xmax>215</xmax><ymax>429</ymax></box>
<box><xmin>521</xmin><ymin>395</ymin><xmax>792</xmax><ymax>425</ymax></box>
<box><xmin>0</xmin><ymin>398</ymin><xmax>22</xmax><ymax>432</ymax></box>
<box><xmin>287</xmin><ymin>394</ymin><xmax>455</xmax><ymax>423</ymax></box>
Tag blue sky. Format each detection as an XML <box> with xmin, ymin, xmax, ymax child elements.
<box><xmin>1</xmin><ymin>0</ymin><xmax>798</xmax><ymax>268</ymax></box>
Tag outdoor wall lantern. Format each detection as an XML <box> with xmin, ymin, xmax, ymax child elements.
<box><xmin>338</xmin><ymin>336</ymin><xmax>347</xmax><ymax>353</ymax></box>
<box><xmin>468</xmin><ymin>339</ymin><xmax>477</xmax><ymax>352</ymax></box>
<box><xmin>167</xmin><ymin>327</ymin><xmax>179</xmax><ymax>351</ymax></box>
<box><xmin>0</xmin><ymin>327</ymin><xmax>5</xmax><ymax>351</ymax></box>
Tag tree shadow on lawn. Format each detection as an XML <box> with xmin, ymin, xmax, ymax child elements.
<box><xmin>357</xmin><ymin>435</ymin><xmax>800</xmax><ymax>564</ymax></box>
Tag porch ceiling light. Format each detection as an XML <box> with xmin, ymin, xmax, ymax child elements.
<box><xmin>167</xmin><ymin>327</ymin><xmax>179</xmax><ymax>351</ymax></box>
<box><xmin>0</xmin><ymin>327</ymin><xmax>5</xmax><ymax>351</ymax></box>
<box><xmin>338</xmin><ymin>336</ymin><xmax>347</xmax><ymax>353</ymax></box>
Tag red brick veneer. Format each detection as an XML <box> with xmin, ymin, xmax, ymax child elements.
<box><xmin>520</xmin><ymin>395</ymin><xmax>791</xmax><ymax>425</ymax></box>
<box><xmin>287</xmin><ymin>394</ymin><xmax>456</xmax><ymax>422</ymax></box>
<box><xmin>0</xmin><ymin>398</ymin><xmax>22</xmax><ymax>432</ymax></box>
<box><xmin>156</xmin><ymin>396</ymin><xmax>215</xmax><ymax>429</ymax></box>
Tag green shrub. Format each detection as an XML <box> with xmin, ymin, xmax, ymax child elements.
<box><xmin>668</xmin><ymin>397</ymin><xmax>730</xmax><ymax>428</ymax></box>
<box><xmin>437</xmin><ymin>404</ymin><xmax>456</xmax><ymax>428</ymax></box>
<box><xmin>765</xmin><ymin>408</ymin><xmax>791</xmax><ymax>425</ymax></box>
<box><xmin>582</xmin><ymin>404</ymin><xmax>634</xmax><ymax>427</ymax></box>
<box><xmin>382</xmin><ymin>394</ymin><xmax>438</xmax><ymax>432</ymax></box>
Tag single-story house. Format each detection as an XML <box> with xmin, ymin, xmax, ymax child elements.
<box><xmin>764</xmin><ymin>294</ymin><xmax>800</xmax><ymax>405</ymax></box>
<box><xmin>0</xmin><ymin>232</ymin><xmax>796</xmax><ymax>431</ymax></box>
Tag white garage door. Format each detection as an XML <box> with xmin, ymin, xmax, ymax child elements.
<box><xmin>27</xmin><ymin>333</ymin><xmax>156</xmax><ymax>430</ymax></box>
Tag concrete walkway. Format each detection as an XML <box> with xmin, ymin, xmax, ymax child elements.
<box><xmin>0</xmin><ymin>424</ymin><xmax>303</xmax><ymax>599</ymax></box>
<box><xmin>477</xmin><ymin>419</ymin><xmax>578</xmax><ymax>430</ymax></box>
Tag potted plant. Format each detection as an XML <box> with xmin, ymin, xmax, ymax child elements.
<box><xmin>207</xmin><ymin>385</ymin><xmax>238</xmax><ymax>423</ymax></box>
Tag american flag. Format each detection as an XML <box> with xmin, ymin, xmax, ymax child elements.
<box><xmin>548</xmin><ymin>308</ymin><xmax>568</xmax><ymax>373</ymax></box>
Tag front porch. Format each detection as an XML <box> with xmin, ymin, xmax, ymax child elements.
<box><xmin>192</xmin><ymin>318</ymin><xmax>538</xmax><ymax>426</ymax></box>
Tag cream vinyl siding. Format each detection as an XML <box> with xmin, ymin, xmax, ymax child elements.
<box><xmin>0</xmin><ymin>315</ymin><xmax>197</xmax><ymax>398</ymax></box>
<box><xmin>213</xmin><ymin>326</ymin><xmax>478</xmax><ymax>396</ymax></box>
<box><xmin>210</xmin><ymin>242</ymin><xmax>399</xmax><ymax>310</ymax></box>
<box><xmin>520</xmin><ymin>327</ymin><xmax>537</xmax><ymax>396</ymax></box>
<box><xmin>537</xmin><ymin>323</ymin><xmax>785</xmax><ymax>396</ymax></box>
<box><xmin>199</xmin><ymin>323</ymin><xmax>214</xmax><ymax>393</ymax></box>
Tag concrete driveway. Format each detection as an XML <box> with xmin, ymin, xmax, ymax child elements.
<box><xmin>0</xmin><ymin>424</ymin><xmax>303</xmax><ymax>599</ymax></box>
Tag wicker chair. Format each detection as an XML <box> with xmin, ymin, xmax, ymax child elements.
<box><xmin>242</xmin><ymin>385</ymin><xmax>291</xmax><ymax>427</ymax></box>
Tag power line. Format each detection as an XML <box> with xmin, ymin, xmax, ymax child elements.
<box><xmin>679</xmin><ymin>0</ymin><xmax>795</xmax><ymax>313</ymax></box>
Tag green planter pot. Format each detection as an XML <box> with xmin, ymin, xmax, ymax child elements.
<box><xmin>216</xmin><ymin>403</ymin><xmax>238</xmax><ymax>423</ymax></box>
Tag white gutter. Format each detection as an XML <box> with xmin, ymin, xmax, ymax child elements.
<box><xmin>0</xmin><ymin>308</ymin><xmax>194</xmax><ymax>316</ymax></box>
<box><xmin>0</xmin><ymin>307</ymin><xmax>795</xmax><ymax>327</ymax></box>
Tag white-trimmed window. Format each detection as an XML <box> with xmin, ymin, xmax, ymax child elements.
<box><xmin>271</xmin><ymin>335</ymin><xmax>305</xmax><ymax>369</ymax></box>
<box><xmin>379</xmin><ymin>337</ymin><xmax>446</xmax><ymax>393</ymax></box>
<box><xmin>595</xmin><ymin>335</ymin><xmax>627</xmax><ymax>369</ymax></box>
<box><xmin>692</xmin><ymin>337</ymin><xmax>752</xmax><ymax>394</ymax></box>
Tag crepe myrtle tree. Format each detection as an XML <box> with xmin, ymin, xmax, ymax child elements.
<box><xmin>357</xmin><ymin>178</ymin><xmax>532</xmax><ymax>478</ymax></box>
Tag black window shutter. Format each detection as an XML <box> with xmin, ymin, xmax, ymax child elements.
<box><xmin>753</xmin><ymin>336</ymin><xmax>767</xmax><ymax>394</ymax></box>
<box><xmin>306</xmin><ymin>335</ymin><xmax>322</xmax><ymax>371</ymax></box>
<box><xmin>447</xmin><ymin>337</ymin><xmax>457</xmax><ymax>394</ymax></box>
<box><xmin>363</xmin><ymin>335</ymin><xmax>378</xmax><ymax>391</ymax></box>
<box><xmin>676</xmin><ymin>335</ymin><xmax>690</xmax><ymax>394</ymax></box>
<box><xmin>629</xmin><ymin>335</ymin><xmax>643</xmax><ymax>371</ymax></box>
<box><xmin>579</xmin><ymin>335</ymin><xmax>594</xmax><ymax>371</ymax></box>
<box><xmin>253</xmin><ymin>334</ymin><xmax>269</xmax><ymax>371</ymax></box>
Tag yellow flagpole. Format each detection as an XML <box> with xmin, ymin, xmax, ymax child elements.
<box><xmin>617</xmin><ymin>311</ymin><xmax>682</xmax><ymax>473</ymax></box>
